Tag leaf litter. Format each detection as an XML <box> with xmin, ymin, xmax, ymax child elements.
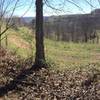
<box><xmin>0</xmin><ymin>47</ymin><xmax>100</xmax><ymax>100</ymax></box>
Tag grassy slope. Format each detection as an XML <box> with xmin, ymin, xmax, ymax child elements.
<box><xmin>1</xmin><ymin>27</ymin><xmax>100</xmax><ymax>70</ymax></box>
<box><xmin>2</xmin><ymin>27</ymin><xmax>35</xmax><ymax>58</ymax></box>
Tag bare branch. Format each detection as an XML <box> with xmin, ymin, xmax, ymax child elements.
<box><xmin>6</xmin><ymin>0</ymin><xmax>20</xmax><ymax>27</ymax></box>
<box><xmin>20</xmin><ymin>0</ymin><xmax>34</xmax><ymax>17</ymax></box>
<box><xmin>98</xmin><ymin>0</ymin><xmax>100</xmax><ymax>5</ymax></box>
<box><xmin>0</xmin><ymin>35</ymin><xmax>7</xmax><ymax>41</ymax></box>
<box><xmin>44</xmin><ymin>0</ymin><xmax>63</xmax><ymax>11</ymax></box>
<box><xmin>65</xmin><ymin>0</ymin><xmax>86</xmax><ymax>13</ymax></box>
<box><xmin>84</xmin><ymin>0</ymin><xmax>96</xmax><ymax>9</ymax></box>
<box><xmin>0</xmin><ymin>0</ymin><xmax>33</xmax><ymax>46</ymax></box>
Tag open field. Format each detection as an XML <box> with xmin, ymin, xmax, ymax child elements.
<box><xmin>1</xmin><ymin>27</ymin><xmax>100</xmax><ymax>70</ymax></box>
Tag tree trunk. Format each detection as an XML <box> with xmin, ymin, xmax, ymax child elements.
<box><xmin>84</xmin><ymin>33</ymin><xmax>88</xmax><ymax>43</ymax></box>
<box><xmin>0</xmin><ymin>34</ymin><xmax>1</xmax><ymax>47</ymax></box>
<box><xmin>5</xmin><ymin>35</ymin><xmax>8</xmax><ymax>48</ymax></box>
<box><xmin>34</xmin><ymin>0</ymin><xmax>46</xmax><ymax>68</ymax></box>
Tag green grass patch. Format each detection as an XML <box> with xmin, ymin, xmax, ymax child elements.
<box><xmin>1</xmin><ymin>27</ymin><xmax>100</xmax><ymax>71</ymax></box>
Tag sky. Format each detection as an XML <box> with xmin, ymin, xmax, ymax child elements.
<box><xmin>4</xmin><ymin>0</ymin><xmax>100</xmax><ymax>17</ymax></box>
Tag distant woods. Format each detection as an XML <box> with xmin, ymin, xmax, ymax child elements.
<box><xmin>32</xmin><ymin>9</ymin><xmax>100</xmax><ymax>43</ymax></box>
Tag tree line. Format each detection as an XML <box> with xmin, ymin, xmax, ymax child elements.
<box><xmin>43</xmin><ymin>11</ymin><xmax>100</xmax><ymax>43</ymax></box>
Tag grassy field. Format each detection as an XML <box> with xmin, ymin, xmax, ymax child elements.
<box><xmin>1</xmin><ymin>27</ymin><xmax>100</xmax><ymax>70</ymax></box>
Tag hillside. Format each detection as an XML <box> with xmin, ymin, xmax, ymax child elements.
<box><xmin>1</xmin><ymin>27</ymin><xmax>35</xmax><ymax>58</ymax></box>
<box><xmin>0</xmin><ymin>27</ymin><xmax>100</xmax><ymax>99</ymax></box>
<box><xmin>1</xmin><ymin>27</ymin><xmax>100</xmax><ymax>70</ymax></box>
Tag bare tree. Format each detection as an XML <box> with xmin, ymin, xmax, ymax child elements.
<box><xmin>33</xmin><ymin>0</ymin><xmax>46</xmax><ymax>69</ymax></box>
<box><xmin>0</xmin><ymin>0</ymin><xmax>33</xmax><ymax>47</ymax></box>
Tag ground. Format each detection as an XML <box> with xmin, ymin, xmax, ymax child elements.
<box><xmin>0</xmin><ymin>27</ymin><xmax>100</xmax><ymax>99</ymax></box>
<box><xmin>0</xmin><ymin>48</ymin><xmax>100</xmax><ymax>99</ymax></box>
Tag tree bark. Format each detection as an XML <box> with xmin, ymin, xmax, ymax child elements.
<box><xmin>0</xmin><ymin>34</ymin><xmax>1</xmax><ymax>47</ymax></box>
<box><xmin>34</xmin><ymin>0</ymin><xmax>46</xmax><ymax>68</ymax></box>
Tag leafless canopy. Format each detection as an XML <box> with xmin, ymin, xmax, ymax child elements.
<box><xmin>44</xmin><ymin>0</ymin><xmax>100</xmax><ymax>15</ymax></box>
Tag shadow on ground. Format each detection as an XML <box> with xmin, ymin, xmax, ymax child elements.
<box><xmin>0</xmin><ymin>66</ymin><xmax>37</xmax><ymax>97</ymax></box>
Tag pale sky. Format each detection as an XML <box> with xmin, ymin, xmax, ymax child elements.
<box><xmin>6</xmin><ymin>0</ymin><xmax>100</xmax><ymax>17</ymax></box>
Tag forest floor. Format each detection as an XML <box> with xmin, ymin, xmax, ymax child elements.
<box><xmin>0</xmin><ymin>47</ymin><xmax>100</xmax><ymax>100</ymax></box>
